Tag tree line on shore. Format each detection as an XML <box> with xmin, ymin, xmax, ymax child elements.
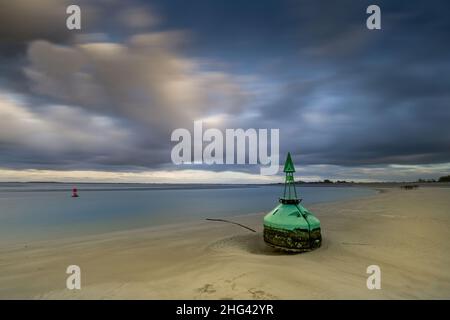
<box><xmin>287</xmin><ymin>175</ymin><xmax>450</xmax><ymax>184</ymax></box>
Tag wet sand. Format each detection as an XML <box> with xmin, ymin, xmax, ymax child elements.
<box><xmin>0</xmin><ymin>187</ymin><xmax>449</xmax><ymax>299</ymax></box>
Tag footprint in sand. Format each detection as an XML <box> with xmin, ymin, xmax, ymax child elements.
<box><xmin>196</xmin><ymin>283</ymin><xmax>216</xmax><ymax>295</ymax></box>
<box><xmin>248</xmin><ymin>288</ymin><xmax>277</xmax><ymax>300</ymax></box>
<box><xmin>195</xmin><ymin>274</ymin><xmax>278</xmax><ymax>300</ymax></box>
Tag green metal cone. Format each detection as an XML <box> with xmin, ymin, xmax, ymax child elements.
<box><xmin>283</xmin><ymin>152</ymin><xmax>295</xmax><ymax>173</ymax></box>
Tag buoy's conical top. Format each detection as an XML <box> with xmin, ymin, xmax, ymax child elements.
<box><xmin>283</xmin><ymin>152</ymin><xmax>295</xmax><ymax>173</ymax></box>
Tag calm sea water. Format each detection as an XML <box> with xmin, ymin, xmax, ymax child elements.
<box><xmin>0</xmin><ymin>183</ymin><xmax>376</xmax><ymax>245</ymax></box>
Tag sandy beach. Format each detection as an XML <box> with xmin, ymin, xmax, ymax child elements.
<box><xmin>0</xmin><ymin>186</ymin><xmax>449</xmax><ymax>299</ymax></box>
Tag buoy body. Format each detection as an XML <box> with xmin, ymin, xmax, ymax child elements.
<box><xmin>263</xmin><ymin>153</ymin><xmax>322</xmax><ymax>252</ymax></box>
<box><xmin>72</xmin><ymin>187</ymin><xmax>79</xmax><ymax>198</ymax></box>
<box><xmin>263</xmin><ymin>202</ymin><xmax>321</xmax><ymax>252</ymax></box>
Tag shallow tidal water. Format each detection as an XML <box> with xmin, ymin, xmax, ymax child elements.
<box><xmin>0</xmin><ymin>183</ymin><xmax>376</xmax><ymax>245</ymax></box>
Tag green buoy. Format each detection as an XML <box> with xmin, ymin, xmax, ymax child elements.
<box><xmin>263</xmin><ymin>153</ymin><xmax>322</xmax><ymax>252</ymax></box>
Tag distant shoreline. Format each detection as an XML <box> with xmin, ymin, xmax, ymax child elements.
<box><xmin>0</xmin><ymin>181</ymin><xmax>449</xmax><ymax>193</ymax></box>
<box><xmin>1</xmin><ymin>181</ymin><xmax>450</xmax><ymax>186</ymax></box>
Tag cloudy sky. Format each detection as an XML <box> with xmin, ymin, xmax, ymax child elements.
<box><xmin>0</xmin><ymin>0</ymin><xmax>449</xmax><ymax>183</ymax></box>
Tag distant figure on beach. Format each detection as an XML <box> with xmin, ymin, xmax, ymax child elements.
<box><xmin>72</xmin><ymin>187</ymin><xmax>79</xmax><ymax>197</ymax></box>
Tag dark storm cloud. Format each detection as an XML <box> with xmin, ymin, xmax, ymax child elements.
<box><xmin>0</xmin><ymin>0</ymin><xmax>449</xmax><ymax>178</ymax></box>
<box><xmin>231</xmin><ymin>0</ymin><xmax>450</xmax><ymax>167</ymax></box>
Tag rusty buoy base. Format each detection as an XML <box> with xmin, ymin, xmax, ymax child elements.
<box><xmin>263</xmin><ymin>225</ymin><xmax>321</xmax><ymax>253</ymax></box>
